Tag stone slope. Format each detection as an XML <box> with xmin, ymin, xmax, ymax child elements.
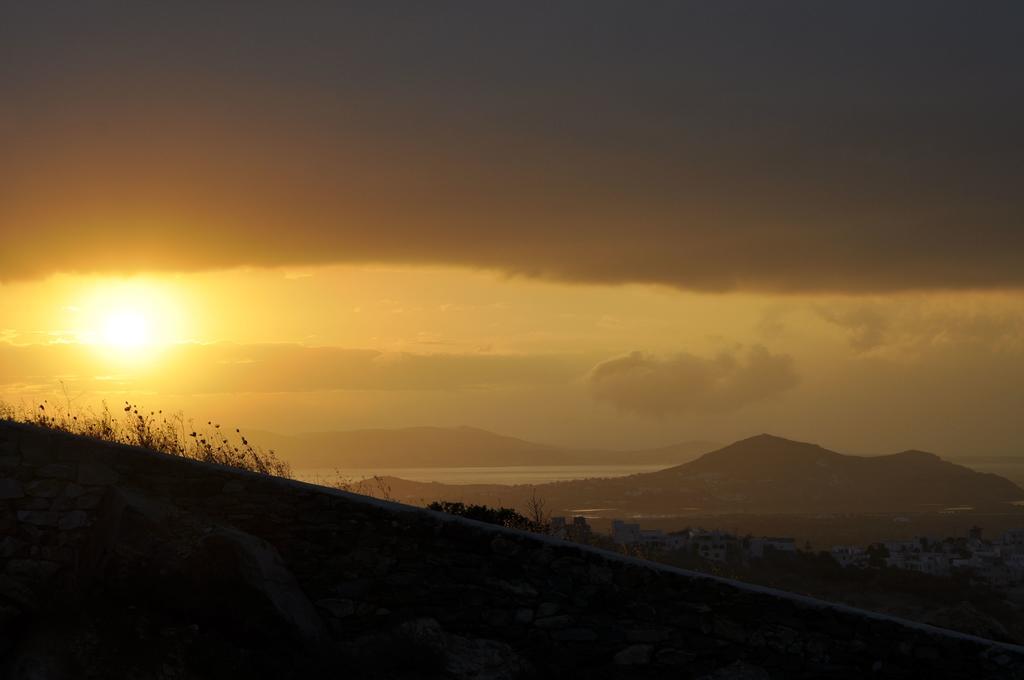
<box><xmin>1</xmin><ymin>421</ymin><xmax>1023</xmax><ymax>679</ymax></box>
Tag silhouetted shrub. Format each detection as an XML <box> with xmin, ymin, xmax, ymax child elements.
<box><xmin>427</xmin><ymin>501</ymin><xmax>546</xmax><ymax>533</ymax></box>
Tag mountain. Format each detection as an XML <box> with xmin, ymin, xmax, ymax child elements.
<box><xmin>246</xmin><ymin>426</ymin><xmax>715</xmax><ymax>469</ymax></box>
<box><xmin>627</xmin><ymin>439</ymin><xmax>725</xmax><ymax>467</ymax></box>
<box><xmin>380</xmin><ymin>434</ymin><xmax>1024</xmax><ymax>515</ymax></box>
<box><xmin>638</xmin><ymin>434</ymin><xmax>1024</xmax><ymax>512</ymax></box>
<box><xmin>250</xmin><ymin>426</ymin><xmax>561</xmax><ymax>468</ymax></box>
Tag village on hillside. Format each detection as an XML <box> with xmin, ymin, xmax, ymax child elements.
<box><xmin>550</xmin><ymin>516</ymin><xmax>1024</xmax><ymax>588</ymax></box>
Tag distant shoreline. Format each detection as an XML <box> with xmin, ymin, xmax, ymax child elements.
<box><xmin>295</xmin><ymin>463</ymin><xmax>667</xmax><ymax>486</ymax></box>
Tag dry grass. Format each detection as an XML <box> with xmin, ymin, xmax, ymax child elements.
<box><xmin>0</xmin><ymin>397</ymin><xmax>290</xmax><ymax>478</ymax></box>
<box><xmin>311</xmin><ymin>469</ymin><xmax>395</xmax><ymax>501</ymax></box>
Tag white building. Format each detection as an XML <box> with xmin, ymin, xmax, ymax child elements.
<box><xmin>831</xmin><ymin>545</ymin><xmax>869</xmax><ymax>569</ymax></box>
<box><xmin>748</xmin><ymin>537</ymin><xmax>797</xmax><ymax>559</ymax></box>
<box><xmin>691</xmin><ymin>530</ymin><xmax>737</xmax><ymax>562</ymax></box>
<box><xmin>549</xmin><ymin>516</ymin><xmax>567</xmax><ymax>539</ymax></box>
<box><xmin>610</xmin><ymin>519</ymin><xmax>674</xmax><ymax>547</ymax></box>
<box><xmin>999</xmin><ymin>528</ymin><xmax>1024</xmax><ymax>548</ymax></box>
<box><xmin>886</xmin><ymin>552</ymin><xmax>952</xmax><ymax>577</ymax></box>
<box><xmin>611</xmin><ymin>520</ymin><xmax>642</xmax><ymax>544</ymax></box>
<box><xmin>550</xmin><ymin>516</ymin><xmax>592</xmax><ymax>542</ymax></box>
<box><xmin>883</xmin><ymin>539</ymin><xmax>921</xmax><ymax>554</ymax></box>
<box><xmin>1004</xmin><ymin>553</ymin><xmax>1024</xmax><ymax>582</ymax></box>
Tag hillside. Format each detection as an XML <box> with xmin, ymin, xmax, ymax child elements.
<box><xmin>247</xmin><ymin>426</ymin><xmax>715</xmax><ymax>469</ymax></box>
<box><xmin>2</xmin><ymin>421</ymin><xmax>1022</xmax><ymax>679</ymax></box>
<box><xmin>382</xmin><ymin>434</ymin><xmax>1024</xmax><ymax>515</ymax></box>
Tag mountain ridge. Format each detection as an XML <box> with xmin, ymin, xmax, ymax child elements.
<box><xmin>379</xmin><ymin>433</ymin><xmax>1024</xmax><ymax>515</ymax></box>
<box><xmin>245</xmin><ymin>425</ymin><xmax>717</xmax><ymax>469</ymax></box>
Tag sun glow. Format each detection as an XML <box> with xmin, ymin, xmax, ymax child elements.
<box><xmin>101</xmin><ymin>309</ymin><xmax>151</xmax><ymax>348</ymax></box>
<box><xmin>69</xmin><ymin>278</ymin><xmax>187</xmax><ymax>358</ymax></box>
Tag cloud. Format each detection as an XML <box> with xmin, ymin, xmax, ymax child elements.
<box><xmin>2</xmin><ymin>4</ymin><xmax>1024</xmax><ymax>291</ymax></box>
<box><xmin>816</xmin><ymin>306</ymin><xmax>892</xmax><ymax>353</ymax></box>
<box><xmin>814</xmin><ymin>299</ymin><xmax>1024</xmax><ymax>356</ymax></box>
<box><xmin>0</xmin><ymin>342</ymin><xmax>583</xmax><ymax>395</ymax></box>
<box><xmin>587</xmin><ymin>347</ymin><xmax>799</xmax><ymax>417</ymax></box>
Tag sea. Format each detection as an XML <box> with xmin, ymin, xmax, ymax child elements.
<box><xmin>294</xmin><ymin>464</ymin><xmax>666</xmax><ymax>487</ymax></box>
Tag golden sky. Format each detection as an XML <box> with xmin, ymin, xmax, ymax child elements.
<box><xmin>3</xmin><ymin>4</ymin><xmax>1024</xmax><ymax>456</ymax></box>
<box><xmin>2</xmin><ymin>266</ymin><xmax>1022</xmax><ymax>456</ymax></box>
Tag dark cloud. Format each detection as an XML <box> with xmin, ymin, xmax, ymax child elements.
<box><xmin>0</xmin><ymin>343</ymin><xmax>582</xmax><ymax>394</ymax></box>
<box><xmin>588</xmin><ymin>347</ymin><xmax>799</xmax><ymax>417</ymax></box>
<box><xmin>3</xmin><ymin>3</ymin><xmax>1024</xmax><ymax>291</ymax></box>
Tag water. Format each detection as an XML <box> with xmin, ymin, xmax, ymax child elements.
<box><xmin>295</xmin><ymin>464</ymin><xmax>667</xmax><ymax>486</ymax></box>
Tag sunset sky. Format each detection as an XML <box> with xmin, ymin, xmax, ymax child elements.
<box><xmin>3</xmin><ymin>3</ymin><xmax>1023</xmax><ymax>456</ymax></box>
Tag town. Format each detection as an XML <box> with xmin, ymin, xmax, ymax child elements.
<box><xmin>549</xmin><ymin>516</ymin><xmax>1024</xmax><ymax>588</ymax></box>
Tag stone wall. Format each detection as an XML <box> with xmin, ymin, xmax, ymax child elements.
<box><xmin>1</xmin><ymin>420</ymin><xmax>1023</xmax><ymax>679</ymax></box>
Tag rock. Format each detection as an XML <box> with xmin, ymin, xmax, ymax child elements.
<box><xmin>614</xmin><ymin>644</ymin><xmax>653</xmax><ymax>665</ymax></box>
<box><xmin>655</xmin><ymin>648</ymin><xmax>693</xmax><ymax>666</ymax></box>
<box><xmin>713</xmin><ymin>616</ymin><xmax>749</xmax><ymax>644</ymax></box>
<box><xmin>77</xmin><ymin>463</ymin><xmax>118</xmax><ymax>486</ymax></box>
<box><xmin>514</xmin><ymin>607</ymin><xmax>534</xmax><ymax>624</ymax></box>
<box><xmin>490</xmin><ymin>535</ymin><xmax>520</xmax><ymax>557</ymax></box>
<box><xmin>39</xmin><ymin>546</ymin><xmax>73</xmax><ymax>563</ymax></box>
<box><xmin>61</xmin><ymin>483</ymin><xmax>85</xmax><ymax>499</ymax></box>
<box><xmin>5</xmin><ymin>559</ymin><xmax>60</xmax><ymax>583</ymax></box>
<box><xmin>17</xmin><ymin>432</ymin><xmax>52</xmax><ymax>465</ymax></box>
<box><xmin>536</xmin><ymin>601</ymin><xmax>561</xmax><ymax>618</ymax></box>
<box><xmin>36</xmin><ymin>464</ymin><xmax>76</xmax><ymax>481</ymax></box>
<box><xmin>75</xmin><ymin>493</ymin><xmax>105</xmax><ymax>510</ymax></box>
<box><xmin>395</xmin><ymin>618</ymin><xmax>530</xmax><ymax>680</ymax></box>
<box><xmin>26</xmin><ymin>480</ymin><xmax>63</xmax><ymax>498</ymax></box>
<box><xmin>485</xmin><ymin>577</ymin><xmax>538</xmax><ymax>597</ymax></box>
<box><xmin>180</xmin><ymin>527</ymin><xmax>328</xmax><ymax>642</ymax></box>
<box><xmin>552</xmin><ymin>628</ymin><xmax>598</xmax><ymax>642</ymax></box>
<box><xmin>332</xmin><ymin>579</ymin><xmax>371</xmax><ymax>598</ymax></box>
<box><xmin>626</xmin><ymin>627</ymin><xmax>673</xmax><ymax>643</ymax></box>
<box><xmin>222</xmin><ymin>480</ymin><xmax>246</xmax><ymax>494</ymax></box>
<box><xmin>550</xmin><ymin>555</ymin><xmax>588</xmax><ymax>577</ymax></box>
<box><xmin>0</xmin><ymin>574</ymin><xmax>38</xmax><ymax>611</ymax></box>
<box><xmin>0</xmin><ymin>536</ymin><xmax>27</xmax><ymax>558</ymax></box>
<box><xmin>395</xmin><ymin>617</ymin><xmax>447</xmax><ymax>653</ymax></box>
<box><xmin>588</xmin><ymin>564</ymin><xmax>614</xmax><ymax>584</ymax></box>
<box><xmin>0</xmin><ymin>479</ymin><xmax>25</xmax><ymax>499</ymax></box>
<box><xmin>15</xmin><ymin>498</ymin><xmax>51</xmax><ymax>511</ymax></box>
<box><xmin>703</xmin><ymin>660</ymin><xmax>772</xmax><ymax>680</ymax></box>
<box><xmin>0</xmin><ymin>430</ymin><xmax>18</xmax><ymax>456</ymax></box>
<box><xmin>923</xmin><ymin>601</ymin><xmax>1011</xmax><ymax>642</ymax></box>
<box><xmin>58</xmin><ymin>510</ymin><xmax>90</xmax><ymax>531</ymax></box>
<box><xmin>49</xmin><ymin>497</ymin><xmax>77</xmax><ymax>512</ymax></box>
<box><xmin>16</xmin><ymin>511</ymin><xmax>58</xmax><ymax>527</ymax></box>
<box><xmin>3</xmin><ymin>643</ymin><xmax>74</xmax><ymax>680</ymax></box>
<box><xmin>445</xmin><ymin>634</ymin><xmax>531</xmax><ymax>680</ymax></box>
<box><xmin>85</xmin><ymin>488</ymin><xmax>328</xmax><ymax>645</ymax></box>
<box><xmin>0</xmin><ymin>603</ymin><xmax>21</xmax><ymax>631</ymax></box>
<box><xmin>315</xmin><ymin>598</ymin><xmax>355</xmax><ymax>619</ymax></box>
<box><xmin>534</xmin><ymin>614</ymin><xmax>573</xmax><ymax>629</ymax></box>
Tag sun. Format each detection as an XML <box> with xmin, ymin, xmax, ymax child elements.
<box><xmin>101</xmin><ymin>309</ymin><xmax>151</xmax><ymax>349</ymax></box>
<box><xmin>75</xmin><ymin>279</ymin><xmax>184</xmax><ymax>357</ymax></box>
